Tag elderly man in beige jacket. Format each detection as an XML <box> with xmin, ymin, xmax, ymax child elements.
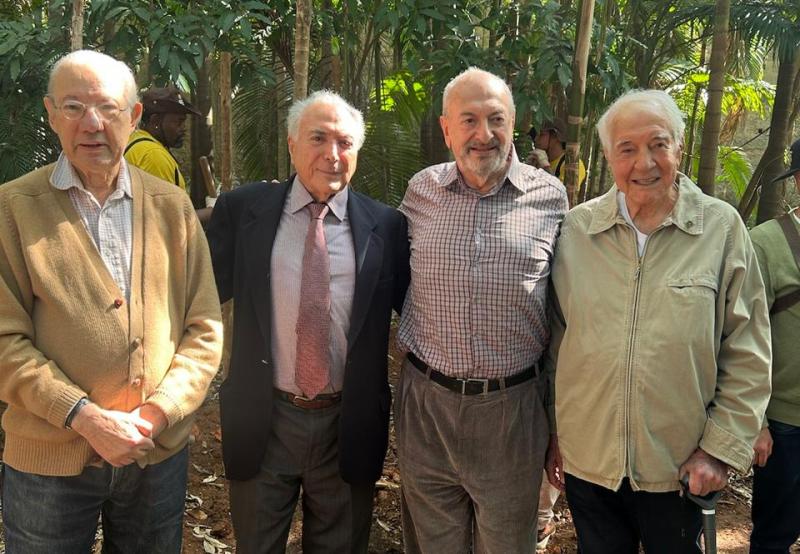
<box><xmin>545</xmin><ymin>89</ymin><xmax>771</xmax><ymax>554</ymax></box>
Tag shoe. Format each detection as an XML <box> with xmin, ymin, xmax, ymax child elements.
<box><xmin>536</xmin><ymin>522</ymin><xmax>556</xmax><ymax>551</ymax></box>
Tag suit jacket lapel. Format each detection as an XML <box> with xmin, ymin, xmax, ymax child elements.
<box><xmin>244</xmin><ymin>179</ymin><xmax>291</xmax><ymax>343</ymax></box>
<box><xmin>346</xmin><ymin>191</ymin><xmax>383</xmax><ymax>351</ymax></box>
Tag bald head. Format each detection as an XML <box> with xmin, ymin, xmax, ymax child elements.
<box><xmin>442</xmin><ymin>67</ymin><xmax>515</xmax><ymax>117</ymax></box>
<box><xmin>48</xmin><ymin>50</ymin><xmax>139</xmax><ymax>109</ymax></box>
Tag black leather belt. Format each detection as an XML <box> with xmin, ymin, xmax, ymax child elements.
<box><xmin>274</xmin><ymin>389</ymin><xmax>342</xmax><ymax>409</ymax></box>
<box><xmin>407</xmin><ymin>352</ymin><xmax>536</xmax><ymax>395</ymax></box>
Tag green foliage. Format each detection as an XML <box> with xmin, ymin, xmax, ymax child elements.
<box><xmin>671</xmin><ymin>71</ymin><xmax>774</xmax><ymax>124</ymax></box>
<box><xmin>716</xmin><ymin>145</ymin><xmax>753</xmax><ymax>200</ymax></box>
<box><xmin>0</xmin><ymin>0</ymin><xmax>795</xmax><ymax>206</ymax></box>
<box><xmin>86</xmin><ymin>0</ymin><xmax>275</xmax><ymax>87</ymax></box>
<box><xmin>353</xmin><ymin>107</ymin><xmax>421</xmax><ymax>207</ymax></box>
<box><xmin>0</xmin><ymin>1</ymin><xmax>66</xmax><ymax>182</ymax></box>
<box><xmin>232</xmin><ymin>62</ymin><xmax>292</xmax><ymax>182</ymax></box>
<box><xmin>351</xmin><ymin>71</ymin><xmax>427</xmax><ymax>206</ymax></box>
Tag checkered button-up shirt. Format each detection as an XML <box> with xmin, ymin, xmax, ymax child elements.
<box><xmin>50</xmin><ymin>153</ymin><xmax>133</xmax><ymax>301</ymax></box>
<box><xmin>398</xmin><ymin>150</ymin><xmax>568</xmax><ymax>378</ymax></box>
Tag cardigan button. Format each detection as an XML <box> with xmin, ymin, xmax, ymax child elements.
<box><xmin>131</xmin><ymin>377</ymin><xmax>142</xmax><ymax>388</ymax></box>
<box><xmin>132</xmin><ymin>337</ymin><xmax>142</xmax><ymax>348</ymax></box>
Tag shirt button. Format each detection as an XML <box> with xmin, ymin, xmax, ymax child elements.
<box><xmin>131</xmin><ymin>377</ymin><xmax>142</xmax><ymax>387</ymax></box>
<box><xmin>132</xmin><ymin>337</ymin><xmax>142</xmax><ymax>348</ymax></box>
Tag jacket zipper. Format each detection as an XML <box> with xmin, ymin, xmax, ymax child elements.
<box><xmin>623</xmin><ymin>230</ymin><xmax>645</xmax><ymax>483</ymax></box>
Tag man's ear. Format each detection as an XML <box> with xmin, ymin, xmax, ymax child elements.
<box><xmin>130</xmin><ymin>102</ymin><xmax>143</xmax><ymax>128</ymax></box>
<box><xmin>287</xmin><ymin>135</ymin><xmax>296</xmax><ymax>163</ymax></box>
<box><xmin>439</xmin><ymin>115</ymin><xmax>451</xmax><ymax>149</ymax></box>
<box><xmin>43</xmin><ymin>96</ymin><xmax>58</xmax><ymax>132</ymax></box>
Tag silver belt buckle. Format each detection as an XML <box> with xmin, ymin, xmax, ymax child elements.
<box><xmin>463</xmin><ymin>378</ymin><xmax>489</xmax><ymax>394</ymax></box>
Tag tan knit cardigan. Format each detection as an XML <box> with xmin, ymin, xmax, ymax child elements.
<box><xmin>0</xmin><ymin>163</ymin><xmax>223</xmax><ymax>476</ymax></box>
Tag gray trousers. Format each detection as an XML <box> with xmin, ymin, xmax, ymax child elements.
<box><xmin>396</xmin><ymin>360</ymin><xmax>548</xmax><ymax>554</ymax></box>
<box><xmin>228</xmin><ymin>398</ymin><xmax>374</xmax><ymax>554</ymax></box>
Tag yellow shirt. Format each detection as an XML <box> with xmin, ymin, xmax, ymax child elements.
<box><xmin>551</xmin><ymin>153</ymin><xmax>587</xmax><ymax>188</ymax></box>
<box><xmin>124</xmin><ymin>129</ymin><xmax>187</xmax><ymax>192</ymax></box>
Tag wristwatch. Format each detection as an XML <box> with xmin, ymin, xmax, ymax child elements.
<box><xmin>65</xmin><ymin>397</ymin><xmax>90</xmax><ymax>429</ymax></box>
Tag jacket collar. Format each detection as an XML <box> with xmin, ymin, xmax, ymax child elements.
<box><xmin>587</xmin><ymin>173</ymin><xmax>704</xmax><ymax>236</ymax></box>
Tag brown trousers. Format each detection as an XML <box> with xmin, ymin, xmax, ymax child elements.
<box><xmin>396</xmin><ymin>360</ymin><xmax>549</xmax><ymax>553</ymax></box>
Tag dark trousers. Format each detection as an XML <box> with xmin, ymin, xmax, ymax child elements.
<box><xmin>751</xmin><ymin>419</ymin><xmax>800</xmax><ymax>554</ymax></box>
<box><xmin>2</xmin><ymin>446</ymin><xmax>188</xmax><ymax>554</ymax></box>
<box><xmin>229</xmin><ymin>398</ymin><xmax>374</xmax><ymax>554</ymax></box>
<box><xmin>566</xmin><ymin>473</ymin><xmax>702</xmax><ymax>554</ymax></box>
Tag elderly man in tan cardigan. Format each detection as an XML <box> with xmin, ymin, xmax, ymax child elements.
<box><xmin>0</xmin><ymin>50</ymin><xmax>223</xmax><ymax>553</ymax></box>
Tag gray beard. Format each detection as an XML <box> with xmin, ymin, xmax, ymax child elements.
<box><xmin>461</xmin><ymin>143</ymin><xmax>509</xmax><ymax>178</ymax></box>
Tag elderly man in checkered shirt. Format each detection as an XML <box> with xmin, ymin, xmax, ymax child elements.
<box><xmin>395</xmin><ymin>67</ymin><xmax>568</xmax><ymax>552</ymax></box>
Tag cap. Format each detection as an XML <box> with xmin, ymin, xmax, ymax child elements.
<box><xmin>772</xmin><ymin>138</ymin><xmax>800</xmax><ymax>183</ymax></box>
<box><xmin>540</xmin><ymin>118</ymin><xmax>567</xmax><ymax>140</ymax></box>
<box><xmin>141</xmin><ymin>86</ymin><xmax>201</xmax><ymax>116</ymax></box>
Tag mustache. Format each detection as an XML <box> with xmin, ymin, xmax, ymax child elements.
<box><xmin>466</xmin><ymin>137</ymin><xmax>501</xmax><ymax>150</ymax></box>
<box><xmin>83</xmin><ymin>133</ymin><xmax>107</xmax><ymax>144</ymax></box>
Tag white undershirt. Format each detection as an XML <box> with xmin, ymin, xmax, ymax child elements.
<box><xmin>617</xmin><ymin>191</ymin><xmax>648</xmax><ymax>257</ymax></box>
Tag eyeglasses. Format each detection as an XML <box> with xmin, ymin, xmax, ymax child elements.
<box><xmin>49</xmin><ymin>98</ymin><xmax>130</xmax><ymax>121</ymax></box>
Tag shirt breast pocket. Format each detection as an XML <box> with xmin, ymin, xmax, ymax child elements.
<box><xmin>666</xmin><ymin>275</ymin><xmax>719</xmax><ymax>298</ymax></box>
<box><xmin>664</xmin><ymin>275</ymin><xmax>719</xmax><ymax>345</ymax></box>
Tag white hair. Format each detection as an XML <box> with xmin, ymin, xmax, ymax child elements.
<box><xmin>597</xmin><ymin>89</ymin><xmax>685</xmax><ymax>152</ymax></box>
<box><xmin>287</xmin><ymin>90</ymin><xmax>366</xmax><ymax>150</ymax></box>
<box><xmin>442</xmin><ymin>67</ymin><xmax>515</xmax><ymax>117</ymax></box>
<box><xmin>48</xmin><ymin>49</ymin><xmax>139</xmax><ymax>108</ymax></box>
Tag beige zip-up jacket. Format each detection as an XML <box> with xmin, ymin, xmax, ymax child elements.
<box><xmin>546</xmin><ymin>174</ymin><xmax>771</xmax><ymax>492</ymax></box>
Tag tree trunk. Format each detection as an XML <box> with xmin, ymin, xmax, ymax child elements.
<box><xmin>69</xmin><ymin>0</ymin><xmax>84</xmax><ymax>51</ymax></box>
<box><xmin>683</xmin><ymin>39</ymin><xmax>707</xmax><ymax>176</ymax></box>
<box><xmin>596</xmin><ymin>154</ymin><xmax>609</xmax><ymax>197</ymax></box>
<box><xmin>564</xmin><ymin>0</ymin><xmax>595</xmax><ymax>206</ymax></box>
<box><xmin>191</xmin><ymin>57</ymin><xmax>213</xmax><ymax>207</ymax></box>
<box><xmin>420</xmin><ymin>106</ymin><xmax>449</xmax><ymax>167</ymax></box>
<box><xmin>277</xmin><ymin>62</ymin><xmax>290</xmax><ymax>180</ymax></box>
<box><xmin>754</xmin><ymin>47</ymin><xmax>800</xmax><ymax>223</ymax></box>
<box><xmin>696</xmin><ymin>0</ymin><xmax>730</xmax><ymax>196</ymax></box>
<box><xmin>293</xmin><ymin>0</ymin><xmax>312</xmax><ymax>101</ymax></box>
<box><xmin>319</xmin><ymin>0</ymin><xmax>338</xmax><ymax>90</ymax></box>
<box><xmin>219</xmin><ymin>52</ymin><xmax>233</xmax><ymax>192</ymax></box>
<box><xmin>266</xmin><ymin>66</ymin><xmax>279</xmax><ymax>180</ymax></box>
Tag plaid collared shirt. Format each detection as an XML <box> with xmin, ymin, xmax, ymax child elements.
<box><xmin>50</xmin><ymin>153</ymin><xmax>133</xmax><ymax>301</ymax></box>
<box><xmin>398</xmin><ymin>150</ymin><xmax>568</xmax><ymax>378</ymax></box>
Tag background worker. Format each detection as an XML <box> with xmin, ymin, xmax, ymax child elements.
<box><xmin>533</xmin><ymin>118</ymin><xmax>587</xmax><ymax>190</ymax></box>
<box><xmin>125</xmin><ymin>85</ymin><xmax>212</xmax><ymax>224</ymax></box>
<box><xmin>749</xmin><ymin>137</ymin><xmax>800</xmax><ymax>554</ymax></box>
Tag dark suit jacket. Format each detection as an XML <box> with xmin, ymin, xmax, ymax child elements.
<box><xmin>206</xmin><ymin>177</ymin><xmax>410</xmax><ymax>484</ymax></box>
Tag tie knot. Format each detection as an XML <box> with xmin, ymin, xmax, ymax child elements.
<box><xmin>307</xmin><ymin>202</ymin><xmax>329</xmax><ymax>220</ymax></box>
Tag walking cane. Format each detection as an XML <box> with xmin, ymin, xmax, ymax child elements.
<box><xmin>680</xmin><ymin>475</ymin><xmax>723</xmax><ymax>554</ymax></box>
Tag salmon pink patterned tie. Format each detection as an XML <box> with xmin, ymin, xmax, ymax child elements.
<box><xmin>295</xmin><ymin>202</ymin><xmax>331</xmax><ymax>399</ymax></box>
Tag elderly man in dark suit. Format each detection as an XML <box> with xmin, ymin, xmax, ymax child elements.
<box><xmin>206</xmin><ymin>90</ymin><xmax>409</xmax><ymax>553</ymax></box>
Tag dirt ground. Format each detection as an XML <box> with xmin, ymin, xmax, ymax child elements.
<box><xmin>0</xmin><ymin>350</ymin><xmax>789</xmax><ymax>553</ymax></box>
<box><xmin>181</xmin><ymin>345</ymin><xmax>794</xmax><ymax>554</ymax></box>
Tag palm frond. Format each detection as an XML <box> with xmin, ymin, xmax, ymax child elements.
<box><xmin>352</xmin><ymin>106</ymin><xmax>422</xmax><ymax>207</ymax></box>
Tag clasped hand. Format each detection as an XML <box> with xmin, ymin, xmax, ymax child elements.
<box><xmin>70</xmin><ymin>402</ymin><xmax>167</xmax><ymax>467</ymax></box>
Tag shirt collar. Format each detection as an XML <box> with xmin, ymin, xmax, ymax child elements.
<box><xmin>49</xmin><ymin>152</ymin><xmax>133</xmax><ymax>199</ymax></box>
<box><xmin>288</xmin><ymin>175</ymin><xmax>349</xmax><ymax>221</ymax></box>
<box><xmin>587</xmin><ymin>172</ymin><xmax>703</xmax><ymax>236</ymax></box>
<box><xmin>436</xmin><ymin>146</ymin><xmax>525</xmax><ymax>195</ymax></box>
